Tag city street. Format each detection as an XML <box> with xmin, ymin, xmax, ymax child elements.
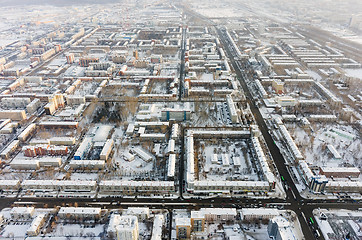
<box><xmin>0</xmin><ymin>3</ymin><xmax>360</xmax><ymax>240</ymax></box>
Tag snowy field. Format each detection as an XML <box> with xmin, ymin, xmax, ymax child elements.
<box><xmin>149</xmin><ymin>80</ymin><xmax>170</xmax><ymax>95</ymax></box>
<box><xmin>112</xmin><ymin>146</ymin><xmax>156</xmax><ymax>180</ymax></box>
<box><xmin>110</xmin><ymin>121</ymin><xmax>175</xmax><ymax>181</ymax></box>
<box><xmin>344</xmin><ymin>68</ymin><xmax>362</xmax><ymax>80</ymax></box>
<box><xmin>102</xmin><ymin>86</ymin><xmax>139</xmax><ymax>98</ymax></box>
<box><xmin>196</xmin><ymin>139</ymin><xmax>260</xmax><ymax>181</ymax></box>
<box><xmin>285</xmin><ymin>122</ymin><xmax>362</xmax><ymax>176</ymax></box>
<box><xmin>190</xmin><ymin>101</ymin><xmax>243</xmax><ymax>127</ymax></box>
<box><xmin>73</xmin><ymin>82</ymin><xmax>99</xmax><ymax>96</ymax></box>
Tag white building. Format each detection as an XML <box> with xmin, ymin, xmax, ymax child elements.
<box><xmin>222</xmin><ymin>153</ymin><xmax>230</xmax><ymax>167</ymax></box>
<box><xmin>131</xmin><ymin>147</ymin><xmax>153</xmax><ymax>162</ymax></box>
<box><xmin>0</xmin><ymin>110</ymin><xmax>26</xmax><ymax>121</ymax></box>
<box><xmin>268</xmin><ymin>216</ymin><xmax>297</xmax><ymax>240</ymax></box>
<box><xmin>126</xmin><ymin>207</ymin><xmax>150</xmax><ymax>221</ymax></box>
<box><xmin>1</xmin><ymin>97</ymin><xmax>31</xmax><ymax>108</ymax></box>
<box><xmin>49</xmin><ymin>137</ymin><xmax>75</xmax><ymax>146</ymax></box>
<box><xmin>116</xmin><ymin>216</ymin><xmax>139</xmax><ymax>240</ymax></box>
<box><xmin>276</xmin><ymin>96</ymin><xmax>296</xmax><ymax>107</ymax></box>
<box><xmin>278</xmin><ymin>125</ymin><xmax>304</xmax><ymax>161</ymax></box>
<box><xmin>167</xmin><ymin>139</ymin><xmax>175</xmax><ymax>154</ymax></box>
<box><xmin>171</xmin><ymin>124</ymin><xmax>179</xmax><ymax>140</ymax></box>
<box><xmin>38</xmin><ymin>157</ymin><xmax>62</xmax><ymax>167</ymax></box>
<box><xmin>99</xmin><ymin>181</ymin><xmax>175</xmax><ymax>195</ymax></box>
<box><xmin>10</xmin><ymin>207</ymin><xmax>35</xmax><ymax>219</ymax></box>
<box><xmin>100</xmin><ymin>139</ymin><xmax>114</xmax><ymax>160</ymax></box>
<box><xmin>167</xmin><ymin>154</ymin><xmax>176</xmax><ymax>179</ymax></box>
<box><xmin>151</xmin><ymin>215</ymin><xmax>164</xmax><ymax>240</ymax></box>
<box><xmin>123</xmin><ymin>151</ymin><xmax>135</xmax><ymax>162</ymax></box>
<box><xmin>21</xmin><ymin>180</ymin><xmax>97</xmax><ymax>193</ymax></box>
<box><xmin>10</xmin><ymin>159</ymin><xmax>40</xmax><ymax>170</ymax></box>
<box><xmin>226</xmin><ymin>95</ymin><xmax>238</xmax><ymax>123</ymax></box>
<box><xmin>108</xmin><ymin>214</ymin><xmax>121</xmax><ymax>238</ymax></box>
<box><xmin>18</xmin><ymin>123</ymin><xmax>36</xmax><ymax>141</ymax></box>
<box><xmin>26</xmin><ymin>99</ymin><xmax>41</xmax><ymax>114</ymax></box>
<box><xmin>69</xmin><ymin>160</ymin><xmax>105</xmax><ymax>170</ymax></box>
<box><xmin>240</xmin><ymin>208</ymin><xmax>279</xmax><ymax>220</ymax></box>
<box><xmin>27</xmin><ymin>214</ymin><xmax>46</xmax><ymax>236</ymax></box>
<box><xmin>66</xmin><ymin>96</ymin><xmax>86</xmax><ymax>105</ymax></box>
<box><xmin>1</xmin><ymin>140</ymin><xmax>20</xmax><ymax>159</ymax></box>
<box><xmin>0</xmin><ymin>180</ymin><xmax>21</xmax><ymax>193</ymax></box>
<box><xmin>58</xmin><ymin>207</ymin><xmax>101</xmax><ymax>219</ymax></box>
<box><xmin>201</xmin><ymin>208</ymin><xmax>237</xmax><ymax>221</ymax></box>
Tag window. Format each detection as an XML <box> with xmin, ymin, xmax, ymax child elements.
<box><xmin>194</xmin><ymin>220</ymin><xmax>203</xmax><ymax>232</ymax></box>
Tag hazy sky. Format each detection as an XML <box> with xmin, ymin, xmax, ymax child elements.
<box><xmin>0</xmin><ymin>0</ymin><xmax>361</xmax><ymax>13</ymax></box>
<box><xmin>0</xmin><ymin>0</ymin><xmax>120</xmax><ymax>6</ymax></box>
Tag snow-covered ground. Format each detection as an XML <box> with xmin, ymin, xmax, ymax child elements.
<box><xmin>172</xmin><ymin>209</ymin><xmax>304</xmax><ymax>240</ymax></box>
<box><xmin>196</xmin><ymin>139</ymin><xmax>260</xmax><ymax>181</ymax></box>
<box><xmin>344</xmin><ymin>68</ymin><xmax>362</xmax><ymax>80</ymax></box>
<box><xmin>287</xmin><ymin>123</ymin><xmax>361</xmax><ymax>170</ymax></box>
<box><xmin>0</xmin><ymin>206</ymin><xmax>169</xmax><ymax>239</ymax></box>
<box><xmin>305</xmin><ymin>70</ymin><xmax>323</xmax><ymax>81</ymax></box>
<box><xmin>314</xmin><ymin>209</ymin><xmax>362</xmax><ymax>240</ymax></box>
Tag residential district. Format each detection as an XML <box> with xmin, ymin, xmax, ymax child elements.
<box><xmin>0</xmin><ymin>0</ymin><xmax>361</xmax><ymax>239</ymax></box>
